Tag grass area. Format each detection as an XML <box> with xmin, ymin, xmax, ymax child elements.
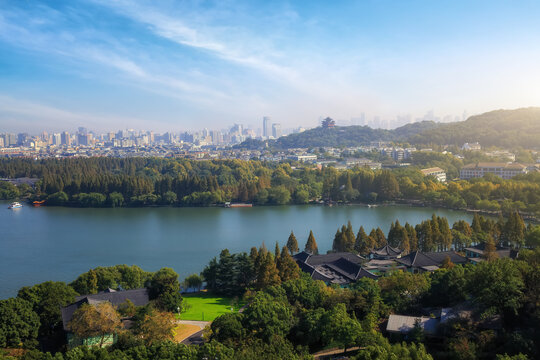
<box><xmin>179</xmin><ymin>292</ymin><xmax>245</xmax><ymax>321</ymax></box>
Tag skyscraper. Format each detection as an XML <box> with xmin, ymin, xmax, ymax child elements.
<box><xmin>272</xmin><ymin>123</ymin><xmax>282</xmax><ymax>138</ymax></box>
<box><xmin>61</xmin><ymin>132</ymin><xmax>71</xmax><ymax>146</ymax></box>
<box><xmin>263</xmin><ymin>116</ymin><xmax>271</xmax><ymax>138</ymax></box>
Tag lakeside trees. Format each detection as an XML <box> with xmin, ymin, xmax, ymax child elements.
<box><xmin>1</xmin><ymin>158</ymin><xmax>538</xmax><ymax>219</ymax></box>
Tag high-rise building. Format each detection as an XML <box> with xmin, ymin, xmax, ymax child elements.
<box><xmin>52</xmin><ymin>133</ymin><xmax>61</xmax><ymax>146</ymax></box>
<box><xmin>272</xmin><ymin>123</ymin><xmax>282</xmax><ymax>138</ymax></box>
<box><xmin>0</xmin><ymin>137</ymin><xmax>4</xmax><ymax>148</ymax></box>
<box><xmin>61</xmin><ymin>132</ymin><xmax>71</xmax><ymax>146</ymax></box>
<box><xmin>263</xmin><ymin>116</ymin><xmax>271</xmax><ymax>138</ymax></box>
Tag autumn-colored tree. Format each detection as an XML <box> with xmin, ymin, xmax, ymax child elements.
<box><xmin>305</xmin><ymin>230</ymin><xmax>319</xmax><ymax>255</ymax></box>
<box><xmin>137</xmin><ymin>310</ymin><xmax>176</xmax><ymax>345</ymax></box>
<box><xmin>274</xmin><ymin>242</ymin><xmax>281</xmax><ymax>261</ymax></box>
<box><xmin>68</xmin><ymin>302</ymin><xmax>122</xmax><ymax>348</ymax></box>
<box><xmin>375</xmin><ymin>227</ymin><xmax>387</xmax><ymax>247</ymax></box>
<box><xmin>286</xmin><ymin>231</ymin><xmax>299</xmax><ymax>254</ymax></box>
<box><xmin>441</xmin><ymin>256</ymin><xmax>455</xmax><ymax>269</ymax></box>
<box><xmin>482</xmin><ymin>236</ymin><xmax>499</xmax><ymax>262</ymax></box>
<box><xmin>255</xmin><ymin>249</ymin><xmax>281</xmax><ymax>290</ymax></box>
<box><xmin>277</xmin><ymin>246</ymin><xmax>300</xmax><ymax>282</ymax></box>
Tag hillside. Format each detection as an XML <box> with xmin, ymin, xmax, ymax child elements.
<box><xmin>235</xmin><ymin>121</ymin><xmax>438</xmax><ymax>149</ymax></box>
<box><xmin>409</xmin><ymin>107</ymin><xmax>540</xmax><ymax>148</ymax></box>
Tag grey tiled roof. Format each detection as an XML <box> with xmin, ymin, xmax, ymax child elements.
<box><xmin>61</xmin><ymin>288</ymin><xmax>149</xmax><ymax>331</ymax></box>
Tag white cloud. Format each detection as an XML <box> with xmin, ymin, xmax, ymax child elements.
<box><xmin>0</xmin><ymin>95</ymin><xmax>150</xmax><ymax>132</ymax></box>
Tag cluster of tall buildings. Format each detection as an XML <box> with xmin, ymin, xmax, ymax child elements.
<box><xmin>262</xmin><ymin>116</ymin><xmax>282</xmax><ymax>139</ymax></box>
<box><xmin>0</xmin><ymin>117</ymin><xmax>292</xmax><ymax>150</ymax></box>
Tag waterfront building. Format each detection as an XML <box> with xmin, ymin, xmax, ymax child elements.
<box><xmin>460</xmin><ymin>162</ymin><xmax>528</xmax><ymax>180</ymax></box>
<box><xmin>293</xmin><ymin>251</ymin><xmax>377</xmax><ymax>285</ymax></box>
<box><xmin>61</xmin><ymin>288</ymin><xmax>149</xmax><ymax>348</ymax></box>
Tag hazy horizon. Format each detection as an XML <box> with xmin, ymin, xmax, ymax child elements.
<box><xmin>1</xmin><ymin>0</ymin><xmax>540</xmax><ymax>133</ymax></box>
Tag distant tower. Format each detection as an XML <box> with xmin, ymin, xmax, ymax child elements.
<box><xmin>272</xmin><ymin>123</ymin><xmax>282</xmax><ymax>138</ymax></box>
<box><xmin>263</xmin><ymin>116</ymin><xmax>271</xmax><ymax>138</ymax></box>
<box><xmin>321</xmin><ymin>117</ymin><xmax>336</xmax><ymax>128</ymax></box>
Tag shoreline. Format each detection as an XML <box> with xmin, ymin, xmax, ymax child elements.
<box><xmin>3</xmin><ymin>197</ymin><xmax>538</xmax><ymax>223</ymax></box>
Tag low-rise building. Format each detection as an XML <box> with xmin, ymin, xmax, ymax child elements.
<box><xmin>462</xmin><ymin>142</ymin><xmax>481</xmax><ymax>151</ymax></box>
<box><xmin>460</xmin><ymin>162</ymin><xmax>528</xmax><ymax>180</ymax></box>
<box><xmin>420</xmin><ymin>167</ymin><xmax>447</xmax><ymax>182</ymax></box>
<box><xmin>293</xmin><ymin>251</ymin><xmax>377</xmax><ymax>285</ymax></box>
<box><xmin>61</xmin><ymin>288</ymin><xmax>150</xmax><ymax>348</ymax></box>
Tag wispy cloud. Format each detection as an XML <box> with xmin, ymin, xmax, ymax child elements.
<box><xmin>0</xmin><ymin>95</ymin><xmax>149</xmax><ymax>132</ymax></box>
<box><xmin>0</xmin><ymin>4</ymin><xmax>230</xmax><ymax>102</ymax></box>
<box><xmin>88</xmin><ymin>0</ymin><xmax>300</xmax><ymax>81</ymax></box>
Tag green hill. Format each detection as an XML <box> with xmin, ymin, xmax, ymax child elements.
<box><xmin>248</xmin><ymin>121</ymin><xmax>438</xmax><ymax>149</ymax></box>
<box><xmin>409</xmin><ymin>107</ymin><xmax>540</xmax><ymax>148</ymax></box>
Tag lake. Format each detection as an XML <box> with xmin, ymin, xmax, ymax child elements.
<box><xmin>0</xmin><ymin>203</ymin><xmax>473</xmax><ymax>299</ymax></box>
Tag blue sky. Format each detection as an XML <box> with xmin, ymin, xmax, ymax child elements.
<box><xmin>1</xmin><ymin>0</ymin><xmax>540</xmax><ymax>133</ymax></box>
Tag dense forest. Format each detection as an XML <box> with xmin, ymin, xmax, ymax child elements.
<box><xmin>409</xmin><ymin>108</ymin><xmax>540</xmax><ymax>148</ymax></box>
<box><xmin>1</xmin><ymin>214</ymin><xmax>539</xmax><ymax>359</ymax></box>
<box><xmin>0</xmin><ymin>158</ymin><xmax>539</xmax><ymax>218</ymax></box>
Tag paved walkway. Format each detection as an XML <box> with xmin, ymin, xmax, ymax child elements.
<box><xmin>312</xmin><ymin>346</ymin><xmax>363</xmax><ymax>359</ymax></box>
<box><xmin>176</xmin><ymin>320</ymin><xmax>211</xmax><ymax>345</ymax></box>
<box><xmin>176</xmin><ymin>320</ymin><xmax>211</xmax><ymax>329</ymax></box>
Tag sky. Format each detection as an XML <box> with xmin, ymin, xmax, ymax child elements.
<box><xmin>1</xmin><ymin>0</ymin><xmax>540</xmax><ymax>133</ymax></box>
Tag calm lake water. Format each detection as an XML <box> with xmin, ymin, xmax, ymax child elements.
<box><xmin>0</xmin><ymin>203</ymin><xmax>473</xmax><ymax>299</ymax></box>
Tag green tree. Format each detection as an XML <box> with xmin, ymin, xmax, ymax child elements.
<box><xmin>183</xmin><ymin>274</ymin><xmax>203</xmax><ymax>292</ymax></box>
<box><xmin>107</xmin><ymin>192</ymin><xmax>124</xmax><ymax>207</ymax></box>
<box><xmin>149</xmin><ymin>268</ymin><xmax>182</xmax><ymax>312</ymax></box>
<box><xmin>46</xmin><ymin>191</ymin><xmax>69</xmax><ymax>206</ymax></box>
<box><xmin>355</xmin><ymin>226</ymin><xmax>372</xmax><ymax>255</ymax></box>
<box><xmin>321</xmin><ymin>303</ymin><xmax>363</xmax><ymax>352</ymax></box>
<box><xmin>17</xmin><ymin>281</ymin><xmax>78</xmax><ymax>336</ymax></box>
<box><xmin>0</xmin><ymin>298</ymin><xmax>39</xmax><ymax>348</ymax></box>
<box><xmin>242</xmin><ymin>292</ymin><xmax>293</xmax><ymax>340</ymax></box>
<box><xmin>525</xmin><ymin>225</ymin><xmax>540</xmax><ymax>248</ymax></box>
<box><xmin>467</xmin><ymin>259</ymin><xmax>524</xmax><ymax>318</ymax></box>
<box><xmin>502</xmin><ymin>211</ymin><xmax>526</xmax><ymax>248</ymax></box>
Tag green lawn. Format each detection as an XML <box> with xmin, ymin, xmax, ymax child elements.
<box><xmin>179</xmin><ymin>292</ymin><xmax>245</xmax><ymax>321</ymax></box>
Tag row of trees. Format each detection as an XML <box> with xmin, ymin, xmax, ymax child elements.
<box><xmin>1</xmin><ymin>158</ymin><xmax>539</xmax><ymax>218</ymax></box>
<box><xmin>330</xmin><ymin>212</ymin><xmax>534</xmax><ymax>257</ymax></box>
<box><xmin>201</xmin><ymin>244</ymin><xmax>300</xmax><ymax>296</ymax></box>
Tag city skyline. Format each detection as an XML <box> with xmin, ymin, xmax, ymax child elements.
<box><xmin>1</xmin><ymin>1</ymin><xmax>540</xmax><ymax>132</ymax></box>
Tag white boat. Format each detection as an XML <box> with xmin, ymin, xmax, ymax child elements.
<box><xmin>8</xmin><ymin>202</ymin><xmax>22</xmax><ymax>209</ymax></box>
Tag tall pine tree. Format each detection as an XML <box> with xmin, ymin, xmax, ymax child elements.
<box><xmin>305</xmin><ymin>230</ymin><xmax>319</xmax><ymax>255</ymax></box>
<box><xmin>286</xmin><ymin>231</ymin><xmax>299</xmax><ymax>254</ymax></box>
<box><xmin>277</xmin><ymin>246</ymin><xmax>300</xmax><ymax>282</ymax></box>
